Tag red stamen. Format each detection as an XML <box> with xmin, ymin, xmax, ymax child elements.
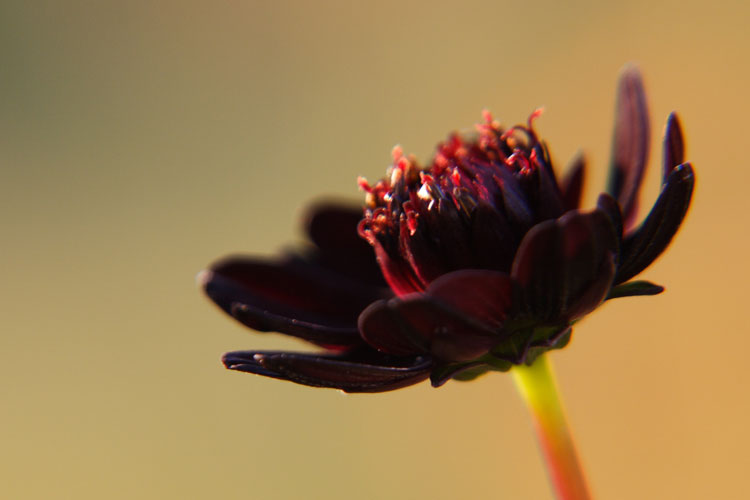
<box><xmin>527</xmin><ymin>107</ymin><xmax>544</xmax><ymax>129</ymax></box>
<box><xmin>434</xmin><ymin>153</ymin><xmax>449</xmax><ymax>172</ymax></box>
<box><xmin>403</xmin><ymin>201</ymin><xmax>419</xmax><ymax>234</ymax></box>
<box><xmin>357</xmin><ymin>176</ymin><xmax>373</xmax><ymax>192</ymax></box>
<box><xmin>397</xmin><ymin>156</ymin><xmax>410</xmax><ymax>171</ymax></box>
<box><xmin>357</xmin><ymin>219</ymin><xmax>375</xmax><ymax>244</ymax></box>
<box><xmin>451</xmin><ymin>168</ymin><xmax>462</xmax><ymax>186</ymax></box>
<box><xmin>391</xmin><ymin>144</ymin><xmax>403</xmax><ymax>162</ymax></box>
<box><xmin>507</xmin><ymin>150</ymin><xmax>531</xmax><ymax>172</ymax></box>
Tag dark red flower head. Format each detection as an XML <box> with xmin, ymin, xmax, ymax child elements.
<box><xmin>201</xmin><ymin>67</ymin><xmax>695</xmax><ymax>392</ymax></box>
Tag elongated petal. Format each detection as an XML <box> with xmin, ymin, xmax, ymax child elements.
<box><xmin>563</xmin><ymin>253</ymin><xmax>615</xmax><ymax>320</ymax></box>
<box><xmin>305</xmin><ymin>201</ymin><xmax>364</xmax><ymax>252</ymax></box>
<box><xmin>511</xmin><ymin>218</ymin><xmax>565</xmax><ymax>319</ymax></box>
<box><xmin>607</xmin><ymin>66</ymin><xmax>650</xmax><ymax>230</ymax></box>
<box><xmin>492</xmin><ymin>167</ymin><xmax>534</xmax><ymax>233</ymax></box>
<box><xmin>371</xmin><ymin>238</ymin><xmax>425</xmax><ymax>295</ymax></box>
<box><xmin>401</xmin><ymin>209</ymin><xmax>451</xmax><ymax>286</ymax></box>
<box><xmin>470</xmin><ymin>202</ymin><xmax>517</xmax><ymax>273</ymax></box>
<box><xmin>304</xmin><ymin>201</ymin><xmax>385</xmax><ymax>286</ymax></box>
<box><xmin>615</xmin><ymin>163</ymin><xmax>695</xmax><ymax>284</ymax></box>
<box><xmin>427</xmin><ymin>270</ymin><xmax>512</xmax><ymax>327</ymax></box>
<box><xmin>532</xmin><ymin>144</ymin><xmax>566</xmax><ymax>220</ymax></box>
<box><xmin>359</xmin><ymin>270</ymin><xmax>512</xmax><ymax>362</ymax></box>
<box><xmin>201</xmin><ymin>257</ymin><xmax>387</xmax><ymax>347</ymax></box>
<box><xmin>662</xmin><ymin>113</ymin><xmax>684</xmax><ymax>183</ymax></box>
<box><xmin>596</xmin><ymin>193</ymin><xmax>623</xmax><ymax>264</ymax></box>
<box><xmin>223</xmin><ymin>350</ymin><xmax>432</xmax><ymax>393</ymax></box>
<box><xmin>359</xmin><ymin>298</ymin><xmax>498</xmax><ymax>362</ymax></box>
<box><xmin>561</xmin><ymin>153</ymin><xmax>586</xmax><ymax>211</ymax></box>
<box><xmin>511</xmin><ymin>210</ymin><xmax>617</xmax><ymax>321</ymax></box>
<box><xmin>417</xmin><ymin>198</ymin><xmax>474</xmax><ymax>272</ymax></box>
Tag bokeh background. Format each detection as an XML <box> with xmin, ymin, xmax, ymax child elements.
<box><xmin>2</xmin><ymin>1</ymin><xmax>747</xmax><ymax>498</ymax></box>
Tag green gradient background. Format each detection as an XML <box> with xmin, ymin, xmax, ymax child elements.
<box><xmin>2</xmin><ymin>1</ymin><xmax>747</xmax><ymax>498</ymax></box>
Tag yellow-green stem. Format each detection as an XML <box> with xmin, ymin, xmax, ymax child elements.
<box><xmin>512</xmin><ymin>355</ymin><xmax>591</xmax><ymax>500</ymax></box>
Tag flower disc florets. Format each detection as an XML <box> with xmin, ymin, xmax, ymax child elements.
<box><xmin>358</xmin><ymin>110</ymin><xmax>568</xmax><ymax>296</ymax></box>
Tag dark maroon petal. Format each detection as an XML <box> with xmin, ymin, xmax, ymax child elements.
<box><xmin>223</xmin><ymin>350</ymin><xmax>431</xmax><ymax>393</ymax></box>
<box><xmin>607</xmin><ymin>66</ymin><xmax>651</xmax><ymax>231</ymax></box>
<box><xmin>493</xmin><ymin>167</ymin><xmax>534</xmax><ymax>234</ymax></box>
<box><xmin>304</xmin><ymin>201</ymin><xmax>386</xmax><ymax>287</ymax></box>
<box><xmin>359</xmin><ymin>270</ymin><xmax>512</xmax><ymax>362</ymax></box>
<box><xmin>597</xmin><ymin>193</ymin><xmax>623</xmax><ymax>239</ymax></box>
<box><xmin>511</xmin><ymin>210</ymin><xmax>618</xmax><ymax>321</ymax></box>
<box><xmin>561</xmin><ymin>153</ymin><xmax>586</xmax><ymax>212</ymax></box>
<box><xmin>418</xmin><ymin>199</ymin><xmax>474</xmax><ymax>272</ymax></box>
<box><xmin>201</xmin><ymin>256</ymin><xmax>387</xmax><ymax>348</ymax></box>
<box><xmin>532</xmin><ymin>144</ymin><xmax>566</xmax><ymax>220</ymax></box>
<box><xmin>563</xmin><ymin>252</ymin><xmax>615</xmax><ymax>320</ymax></box>
<box><xmin>427</xmin><ymin>270</ymin><xmax>512</xmax><ymax>327</ymax></box>
<box><xmin>356</xmin><ymin>299</ymin><xmax>429</xmax><ymax>356</ymax></box>
<box><xmin>305</xmin><ymin>200</ymin><xmax>363</xmax><ymax>251</ymax></box>
<box><xmin>558</xmin><ymin>211</ymin><xmax>617</xmax><ymax>319</ymax></box>
<box><xmin>360</xmin><ymin>297</ymin><xmax>498</xmax><ymax>361</ymax></box>
<box><xmin>596</xmin><ymin>192</ymin><xmax>623</xmax><ymax>264</ymax></box>
<box><xmin>615</xmin><ymin>163</ymin><xmax>695</xmax><ymax>284</ymax></box>
<box><xmin>401</xmin><ymin>214</ymin><xmax>448</xmax><ymax>286</ymax></box>
<box><xmin>470</xmin><ymin>202</ymin><xmax>517</xmax><ymax>273</ymax></box>
<box><xmin>662</xmin><ymin>113</ymin><xmax>684</xmax><ymax>184</ymax></box>
<box><xmin>510</xmin><ymin>218</ymin><xmax>565</xmax><ymax>320</ymax></box>
<box><xmin>371</xmin><ymin>239</ymin><xmax>424</xmax><ymax>295</ymax></box>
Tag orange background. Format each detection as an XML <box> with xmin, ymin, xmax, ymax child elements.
<box><xmin>2</xmin><ymin>1</ymin><xmax>747</xmax><ymax>498</ymax></box>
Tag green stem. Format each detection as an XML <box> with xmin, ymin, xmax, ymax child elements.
<box><xmin>512</xmin><ymin>355</ymin><xmax>591</xmax><ymax>500</ymax></box>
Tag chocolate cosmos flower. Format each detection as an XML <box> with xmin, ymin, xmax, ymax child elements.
<box><xmin>201</xmin><ymin>68</ymin><xmax>694</xmax><ymax>392</ymax></box>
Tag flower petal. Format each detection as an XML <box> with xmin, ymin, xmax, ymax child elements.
<box><xmin>511</xmin><ymin>210</ymin><xmax>618</xmax><ymax>321</ymax></box>
<box><xmin>304</xmin><ymin>201</ymin><xmax>386</xmax><ymax>286</ymax></box>
<box><xmin>492</xmin><ymin>166</ymin><xmax>534</xmax><ymax>234</ymax></box>
<box><xmin>615</xmin><ymin>162</ymin><xmax>695</xmax><ymax>284</ymax></box>
<box><xmin>561</xmin><ymin>153</ymin><xmax>586</xmax><ymax>212</ymax></box>
<box><xmin>563</xmin><ymin>253</ymin><xmax>615</xmax><ymax>320</ymax></box>
<box><xmin>356</xmin><ymin>299</ymin><xmax>429</xmax><ymax>356</ymax></box>
<box><xmin>359</xmin><ymin>270</ymin><xmax>512</xmax><ymax>362</ymax></box>
<box><xmin>596</xmin><ymin>192</ymin><xmax>623</xmax><ymax>263</ymax></box>
<box><xmin>201</xmin><ymin>256</ymin><xmax>387</xmax><ymax>348</ymax></box>
<box><xmin>371</xmin><ymin>238</ymin><xmax>425</xmax><ymax>295</ymax></box>
<box><xmin>662</xmin><ymin>112</ymin><xmax>684</xmax><ymax>184</ymax></box>
<box><xmin>470</xmin><ymin>201</ymin><xmax>517</xmax><ymax>273</ymax></box>
<box><xmin>416</xmin><ymin>198</ymin><xmax>474</xmax><ymax>273</ymax></box>
<box><xmin>607</xmin><ymin>66</ymin><xmax>650</xmax><ymax>231</ymax></box>
<box><xmin>222</xmin><ymin>350</ymin><xmax>432</xmax><ymax>393</ymax></box>
<box><xmin>531</xmin><ymin>144</ymin><xmax>566</xmax><ymax>220</ymax></box>
<box><xmin>510</xmin><ymin>218</ymin><xmax>565</xmax><ymax>319</ymax></box>
<box><xmin>427</xmin><ymin>270</ymin><xmax>513</xmax><ymax>327</ymax></box>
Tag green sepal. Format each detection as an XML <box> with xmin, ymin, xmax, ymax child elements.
<box><xmin>430</xmin><ymin>353</ymin><xmax>512</xmax><ymax>386</ymax></box>
<box><xmin>489</xmin><ymin>323</ymin><xmax>570</xmax><ymax>364</ymax></box>
<box><xmin>490</xmin><ymin>329</ymin><xmax>534</xmax><ymax>363</ymax></box>
<box><xmin>524</xmin><ymin>328</ymin><xmax>572</xmax><ymax>366</ymax></box>
<box><xmin>433</xmin><ymin>323</ymin><xmax>573</xmax><ymax>386</ymax></box>
<box><xmin>606</xmin><ymin>280</ymin><xmax>664</xmax><ymax>300</ymax></box>
<box><xmin>452</xmin><ymin>366</ymin><xmax>492</xmax><ymax>382</ymax></box>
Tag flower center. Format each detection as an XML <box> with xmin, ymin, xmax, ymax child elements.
<box><xmin>357</xmin><ymin>109</ymin><xmax>558</xmax><ymax>294</ymax></box>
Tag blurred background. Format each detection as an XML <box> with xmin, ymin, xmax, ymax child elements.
<box><xmin>1</xmin><ymin>0</ymin><xmax>747</xmax><ymax>498</ymax></box>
